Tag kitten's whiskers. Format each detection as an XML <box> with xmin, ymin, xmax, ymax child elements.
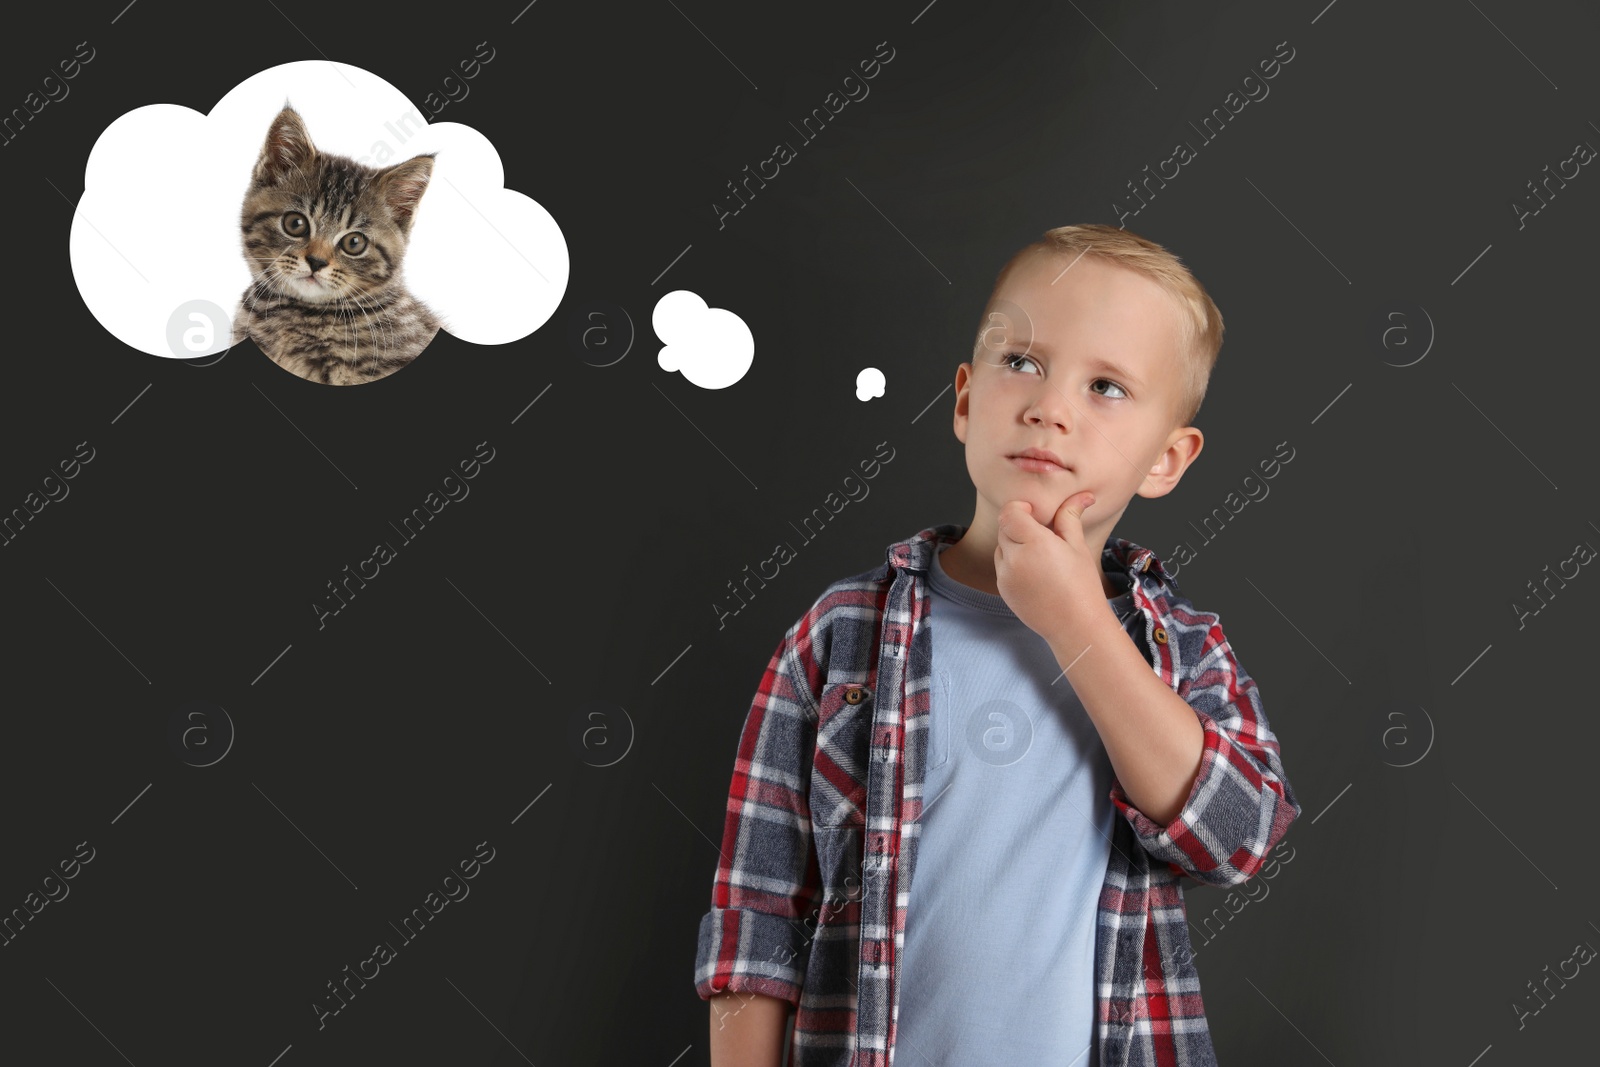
<box><xmin>348</xmin><ymin>290</ymin><xmax>398</xmax><ymax>365</ymax></box>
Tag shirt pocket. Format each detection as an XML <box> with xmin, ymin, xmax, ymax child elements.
<box><xmin>810</xmin><ymin>681</ymin><xmax>873</xmax><ymax>830</ymax></box>
<box><xmin>927</xmin><ymin>669</ymin><xmax>950</xmax><ymax>770</ymax></box>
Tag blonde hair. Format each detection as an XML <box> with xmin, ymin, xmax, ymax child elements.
<box><xmin>973</xmin><ymin>224</ymin><xmax>1225</xmax><ymax>428</ymax></box>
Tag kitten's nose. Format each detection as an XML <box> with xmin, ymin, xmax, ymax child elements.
<box><xmin>305</xmin><ymin>256</ymin><xmax>328</xmax><ymax>273</ymax></box>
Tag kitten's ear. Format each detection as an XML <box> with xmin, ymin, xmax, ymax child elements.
<box><xmin>378</xmin><ymin>154</ymin><xmax>435</xmax><ymax>234</ymax></box>
<box><xmin>252</xmin><ymin>105</ymin><xmax>317</xmax><ymax>187</ymax></box>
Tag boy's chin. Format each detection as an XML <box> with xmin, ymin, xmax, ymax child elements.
<box><xmin>1023</xmin><ymin>493</ymin><xmax>1116</xmax><ymax>526</ymax></box>
<box><xmin>985</xmin><ymin>492</ymin><xmax>1070</xmax><ymax>521</ymax></box>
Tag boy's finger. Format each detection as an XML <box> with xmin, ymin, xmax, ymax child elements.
<box><xmin>997</xmin><ymin>500</ymin><xmax>1033</xmax><ymax>543</ymax></box>
<box><xmin>1050</xmin><ymin>492</ymin><xmax>1095</xmax><ymax>540</ymax></box>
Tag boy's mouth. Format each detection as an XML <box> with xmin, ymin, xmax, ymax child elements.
<box><xmin>1008</xmin><ymin>447</ymin><xmax>1070</xmax><ymax>472</ymax></box>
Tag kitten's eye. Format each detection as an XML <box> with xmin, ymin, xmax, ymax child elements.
<box><xmin>281</xmin><ymin>212</ymin><xmax>309</xmax><ymax>238</ymax></box>
<box><xmin>341</xmin><ymin>232</ymin><xmax>369</xmax><ymax>256</ymax></box>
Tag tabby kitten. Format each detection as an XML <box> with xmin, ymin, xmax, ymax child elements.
<box><xmin>232</xmin><ymin>104</ymin><xmax>442</xmax><ymax>386</ymax></box>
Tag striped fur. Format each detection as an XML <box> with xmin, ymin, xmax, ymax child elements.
<box><xmin>231</xmin><ymin>105</ymin><xmax>442</xmax><ymax>386</ymax></box>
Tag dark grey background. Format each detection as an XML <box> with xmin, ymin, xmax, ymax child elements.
<box><xmin>3</xmin><ymin>0</ymin><xmax>1594</xmax><ymax>1063</ymax></box>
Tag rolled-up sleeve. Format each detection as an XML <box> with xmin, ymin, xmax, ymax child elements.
<box><xmin>694</xmin><ymin>613</ymin><xmax>825</xmax><ymax>1008</ymax></box>
<box><xmin>1109</xmin><ymin>631</ymin><xmax>1299</xmax><ymax>888</ymax></box>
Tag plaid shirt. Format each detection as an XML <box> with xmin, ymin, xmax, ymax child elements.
<box><xmin>695</xmin><ymin>522</ymin><xmax>1300</xmax><ymax>1066</ymax></box>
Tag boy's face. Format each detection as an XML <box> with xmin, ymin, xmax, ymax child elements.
<box><xmin>953</xmin><ymin>250</ymin><xmax>1204</xmax><ymax>544</ymax></box>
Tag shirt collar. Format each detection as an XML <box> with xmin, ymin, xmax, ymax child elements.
<box><xmin>885</xmin><ymin>521</ymin><xmax>1179</xmax><ymax>591</ymax></box>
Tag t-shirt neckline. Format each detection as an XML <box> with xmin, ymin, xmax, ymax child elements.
<box><xmin>930</xmin><ymin>543</ymin><xmax>1134</xmax><ymax>618</ymax></box>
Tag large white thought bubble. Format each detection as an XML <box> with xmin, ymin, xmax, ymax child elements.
<box><xmin>70</xmin><ymin>60</ymin><xmax>569</xmax><ymax>357</ymax></box>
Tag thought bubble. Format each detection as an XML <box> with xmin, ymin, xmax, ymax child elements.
<box><xmin>70</xmin><ymin>60</ymin><xmax>569</xmax><ymax>360</ymax></box>
<box><xmin>654</xmin><ymin>290</ymin><xmax>754</xmax><ymax>389</ymax></box>
<box><xmin>856</xmin><ymin>367</ymin><xmax>886</xmax><ymax>400</ymax></box>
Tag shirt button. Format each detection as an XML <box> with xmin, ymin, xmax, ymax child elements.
<box><xmin>845</xmin><ymin>686</ymin><xmax>867</xmax><ymax>705</ymax></box>
<box><xmin>1153</xmin><ymin>627</ymin><xmax>1167</xmax><ymax>644</ymax></box>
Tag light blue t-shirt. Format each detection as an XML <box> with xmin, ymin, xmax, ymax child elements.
<box><xmin>893</xmin><ymin>542</ymin><xmax>1136</xmax><ymax>1067</ymax></box>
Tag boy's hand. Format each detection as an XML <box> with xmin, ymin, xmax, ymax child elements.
<box><xmin>994</xmin><ymin>494</ymin><xmax>1108</xmax><ymax>648</ymax></box>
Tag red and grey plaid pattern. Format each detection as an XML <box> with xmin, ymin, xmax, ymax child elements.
<box><xmin>696</xmin><ymin>523</ymin><xmax>1300</xmax><ymax>1066</ymax></box>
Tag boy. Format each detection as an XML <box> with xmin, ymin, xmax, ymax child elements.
<box><xmin>695</xmin><ymin>224</ymin><xmax>1299</xmax><ymax>1066</ymax></box>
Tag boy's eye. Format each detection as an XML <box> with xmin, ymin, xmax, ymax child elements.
<box><xmin>1002</xmin><ymin>353</ymin><xmax>1128</xmax><ymax>400</ymax></box>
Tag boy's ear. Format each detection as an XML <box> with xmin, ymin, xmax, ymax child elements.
<box><xmin>952</xmin><ymin>360</ymin><xmax>973</xmax><ymax>443</ymax></box>
<box><xmin>377</xmin><ymin>153</ymin><xmax>435</xmax><ymax>233</ymax></box>
<box><xmin>1136</xmin><ymin>426</ymin><xmax>1204</xmax><ymax>500</ymax></box>
<box><xmin>252</xmin><ymin>104</ymin><xmax>317</xmax><ymax>187</ymax></box>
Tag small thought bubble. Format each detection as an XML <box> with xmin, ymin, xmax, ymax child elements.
<box><xmin>654</xmin><ymin>290</ymin><xmax>754</xmax><ymax>389</ymax></box>
<box><xmin>856</xmin><ymin>367</ymin><xmax>886</xmax><ymax>401</ymax></box>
